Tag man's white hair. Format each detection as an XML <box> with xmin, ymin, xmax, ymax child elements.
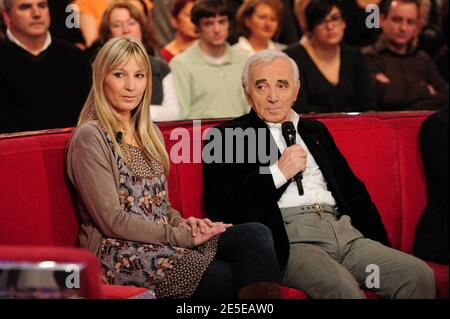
<box><xmin>241</xmin><ymin>50</ymin><xmax>300</xmax><ymax>93</ymax></box>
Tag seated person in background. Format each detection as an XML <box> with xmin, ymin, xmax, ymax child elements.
<box><xmin>362</xmin><ymin>0</ymin><xmax>448</xmax><ymax>111</ymax></box>
<box><xmin>75</xmin><ymin>0</ymin><xmax>152</xmax><ymax>48</ymax></box>
<box><xmin>170</xmin><ymin>0</ymin><xmax>249</xmax><ymax>120</ymax></box>
<box><xmin>414</xmin><ymin>105</ymin><xmax>449</xmax><ymax>264</ymax></box>
<box><xmin>66</xmin><ymin>37</ymin><xmax>283</xmax><ymax>299</ymax></box>
<box><xmin>203</xmin><ymin>49</ymin><xmax>436</xmax><ymax>299</ymax></box>
<box><xmin>0</xmin><ymin>0</ymin><xmax>91</xmax><ymax>133</ymax></box>
<box><xmin>284</xmin><ymin>0</ymin><xmax>375</xmax><ymax>114</ymax></box>
<box><xmin>91</xmin><ymin>1</ymin><xmax>180</xmax><ymax>122</ymax></box>
<box><xmin>233</xmin><ymin>0</ymin><xmax>286</xmax><ymax>56</ymax></box>
<box><xmin>160</xmin><ymin>0</ymin><xmax>198</xmax><ymax>63</ymax></box>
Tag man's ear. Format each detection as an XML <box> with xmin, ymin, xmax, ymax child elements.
<box><xmin>380</xmin><ymin>14</ymin><xmax>386</xmax><ymax>30</ymax></box>
<box><xmin>293</xmin><ymin>79</ymin><xmax>301</xmax><ymax>102</ymax></box>
<box><xmin>242</xmin><ymin>84</ymin><xmax>254</xmax><ymax>107</ymax></box>
<box><xmin>2</xmin><ymin>10</ymin><xmax>11</xmax><ymax>28</ymax></box>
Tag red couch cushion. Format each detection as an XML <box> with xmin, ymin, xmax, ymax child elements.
<box><xmin>0</xmin><ymin>130</ymin><xmax>79</xmax><ymax>247</ymax></box>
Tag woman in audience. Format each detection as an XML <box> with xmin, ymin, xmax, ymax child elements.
<box><xmin>233</xmin><ymin>0</ymin><xmax>286</xmax><ymax>56</ymax></box>
<box><xmin>76</xmin><ymin>0</ymin><xmax>152</xmax><ymax>48</ymax></box>
<box><xmin>284</xmin><ymin>0</ymin><xmax>375</xmax><ymax>114</ymax></box>
<box><xmin>160</xmin><ymin>0</ymin><xmax>198</xmax><ymax>63</ymax></box>
<box><xmin>66</xmin><ymin>37</ymin><xmax>282</xmax><ymax>298</ymax></box>
<box><xmin>92</xmin><ymin>1</ymin><xmax>180</xmax><ymax>121</ymax></box>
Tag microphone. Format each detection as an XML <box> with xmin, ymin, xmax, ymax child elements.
<box><xmin>281</xmin><ymin>121</ymin><xmax>304</xmax><ymax>196</ymax></box>
<box><xmin>115</xmin><ymin>131</ymin><xmax>123</xmax><ymax>143</ymax></box>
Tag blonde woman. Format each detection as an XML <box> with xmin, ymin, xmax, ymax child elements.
<box><xmin>93</xmin><ymin>1</ymin><xmax>178</xmax><ymax>121</ymax></box>
<box><xmin>66</xmin><ymin>37</ymin><xmax>282</xmax><ymax>299</ymax></box>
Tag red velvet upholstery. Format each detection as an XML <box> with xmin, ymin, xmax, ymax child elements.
<box><xmin>0</xmin><ymin>112</ymin><xmax>447</xmax><ymax>299</ymax></box>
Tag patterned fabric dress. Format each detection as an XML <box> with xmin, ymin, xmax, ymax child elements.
<box><xmin>99</xmin><ymin>130</ymin><xmax>218</xmax><ymax>298</ymax></box>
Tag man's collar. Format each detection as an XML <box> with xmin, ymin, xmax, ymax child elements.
<box><xmin>375</xmin><ymin>35</ymin><xmax>416</xmax><ymax>56</ymax></box>
<box><xmin>6</xmin><ymin>28</ymin><xmax>52</xmax><ymax>55</ymax></box>
<box><xmin>264</xmin><ymin>110</ymin><xmax>300</xmax><ymax>129</ymax></box>
<box><xmin>194</xmin><ymin>40</ymin><xmax>232</xmax><ymax>65</ymax></box>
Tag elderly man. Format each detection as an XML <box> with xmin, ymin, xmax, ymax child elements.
<box><xmin>203</xmin><ymin>50</ymin><xmax>436</xmax><ymax>299</ymax></box>
<box><xmin>362</xmin><ymin>0</ymin><xmax>448</xmax><ymax>111</ymax></box>
<box><xmin>0</xmin><ymin>0</ymin><xmax>91</xmax><ymax>133</ymax></box>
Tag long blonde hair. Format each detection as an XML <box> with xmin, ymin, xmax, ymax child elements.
<box><xmin>78</xmin><ymin>37</ymin><xmax>170</xmax><ymax>174</ymax></box>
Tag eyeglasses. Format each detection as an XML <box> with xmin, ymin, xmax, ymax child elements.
<box><xmin>316</xmin><ymin>14</ymin><xmax>343</xmax><ymax>28</ymax></box>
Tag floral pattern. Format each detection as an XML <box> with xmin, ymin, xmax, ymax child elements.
<box><xmin>98</xmin><ymin>129</ymin><xmax>218</xmax><ymax>298</ymax></box>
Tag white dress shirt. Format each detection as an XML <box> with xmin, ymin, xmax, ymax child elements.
<box><xmin>267</xmin><ymin>111</ymin><xmax>336</xmax><ymax>208</ymax></box>
<box><xmin>6</xmin><ymin>28</ymin><xmax>52</xmax><ymax>55</ymax></box>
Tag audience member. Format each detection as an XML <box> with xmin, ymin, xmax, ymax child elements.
<box><xmin>160</xmin><ymin>0</ymin><xmax>198</xmax><ymax>63</ymax></box>
<box><xmin>203</xmin><ymin>49</ymin><xmax>436</xmax><ymax>299</ymax></box>
<box><xmin>414</xmin><ymin>105</ymin><xmax>449</xmax><ymax>264</ymax></box>
<box><xmin>93</xmin><ymin>1</ymin><xmax>180</xmax><ymax>121</ymax></box>
<box><xmin>362</xmin><ymin>0</ymin><xmax>448</xmax><ymax>111</ymax></box>
<box><xmin>170</xmin><ymin>0</ymin><xmax>249</xmax><ymax>119</ymax></box>
<box><xmin>75</xmin><ymin>0</ymin><xmax>152</xmax><ymax>48</ymax></box>
<box><xmin>0</xmin><ymin>0</ymin><xmax>91</xmax><ymax>133</ymax></box>
<box><xmin>67</xmin><ymin>37</ymin><xmax>282</xmax><ymax>298</ymax></box>
<box><xmin>228</xmin><ymin>0</ymin><xmax>300</xmax><ymax>45</ymax></box>
<box><xmin>233</xmin><ymin>0</ymin><xmax>286</xmax><ymax>56</ymax></box>
<box><xmin>284</xmin><ymin>0</ymin><xmax>375</xmax><ymax>114</ymax></box>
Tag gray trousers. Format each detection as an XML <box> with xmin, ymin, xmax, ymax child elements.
<box><xmin>280</xmin><ymin>207</ymin><xmax>436</xmax><ymax>299</ymax></box>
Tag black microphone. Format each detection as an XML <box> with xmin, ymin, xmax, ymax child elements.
<box><xmin>115</xmin><ymin>131</ymin><xmax>123</xmax><ymax>143</ymax></box>
<box><xmin>281</xmin><ymin>121</ymin><xmax>304</xmax><ymax>196</ymax></box>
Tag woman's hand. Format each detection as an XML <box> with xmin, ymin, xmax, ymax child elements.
<box><xmin>178</xmin><ymin>217</ymin><xmax>232</xmax><ymax>237</ymax></box>
<box><xmin>192</xmin><ymin>226</ymin><xmax>228</xmax><ymax>246</ymax></box>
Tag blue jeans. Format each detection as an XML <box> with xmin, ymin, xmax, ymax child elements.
<box><xmin>192</xmin><ymin>222</ymin><xmax>280</xmax><ymax>299</ymax></box>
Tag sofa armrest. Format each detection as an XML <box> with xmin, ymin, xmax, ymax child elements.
<box><xmin>0</xmin><ymin>245</ymin><xmax>103</xmax><ymax>298</ymax></box>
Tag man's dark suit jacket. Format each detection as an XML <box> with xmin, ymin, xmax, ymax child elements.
<box><xmin>414</xmin><ymin>105</ymin><xmax>449</xmax><ymax>264</ymax></box>
<box><xmin>202</xmin><ymin>110</ymin><xmax>390</xmax><ymax>269</ymax></box>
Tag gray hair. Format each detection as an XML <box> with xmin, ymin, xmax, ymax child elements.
<box><xmin>2</xmin><ymin>0</ymin><xmax>13</xmax><ymax>11</ymax></box>
<box><xmin>241</xmin><ymin>50</ymin><xmax>300</xmax><ymax>93</ymax></box>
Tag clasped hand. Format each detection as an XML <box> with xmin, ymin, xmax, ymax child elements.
<box><xmin>178</xmin><ymin>217</ymin><xmax>232</xmax><ymax>246</ymax></box>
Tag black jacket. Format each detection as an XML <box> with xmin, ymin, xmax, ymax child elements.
<box><xmin>203</xmin><ymin>110</ymin><xmax>390</xmax><ymax>269</ymax></box>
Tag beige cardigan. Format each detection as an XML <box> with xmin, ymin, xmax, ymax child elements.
<box><xmin>66</xmin><ymin>121</ymin><xmax>195</xmax><ymax>256</ymax></box>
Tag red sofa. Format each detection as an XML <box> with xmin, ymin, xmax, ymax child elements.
<box><xmin>0</xmin><ymin>111</ymin><xmax>447</xmax><ymax>299</ymax></box>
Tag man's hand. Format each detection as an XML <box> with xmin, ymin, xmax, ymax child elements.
<box><xmin>277</xmin><ymin>144</ymin><xmax>307</xmax><ymax>181</ymax></box>
<box><xmin>375</xmin><ymin>73</ymin><xmax>390</xmax><ymax>84</ymax></box>
<box><xmin>427</xmin><ymin>84</ymin><xmax>437</xmax><ymax>96</ymax></box>
<box><xmin>178</xmin><ymin>217</ymin><xmax>232</xmax><ymax>237</ymax></box>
